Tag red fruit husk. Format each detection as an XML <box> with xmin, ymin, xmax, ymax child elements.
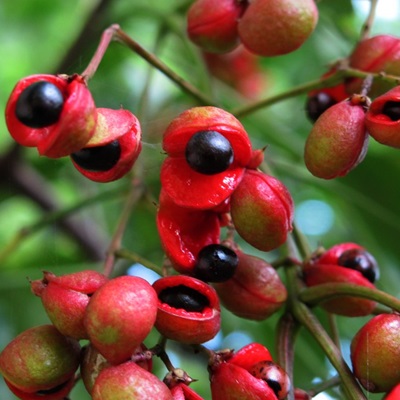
<box><xmin>384</xmin><ymin>383</ymin><xmax>400</xmax><ymax>400</ymax></box>
<box><xmin>187</xmin><ymin>0</ymin><xmax>245</xmax><ymax>54</ymax></box>
<box><xmin>0</xmin><ymin>325</ymin><xmax>80</xmax><ymax>393</ymax></box>
<box><xmin>230</xmin><ymin>169</ymin><xmax>294</xmax><ymax>252</ymax></box>
<box><xmin>227</xmin><ymin>343</ymin><xmax>273</xmax><ymax>370</ymax></box>
<box><xmin>312</xmin><ymin>242</ymin><xmax>364</xmax><ymax>265</ymax></box>
<box><xmin>84</xmin><ymin>276</ymin><xmax>158</xmax><ymax>365</ymax></box>
<box><xmin>71</xmin><ymin>107</ymin><xmax>142</xmax><ymax>182</ymax></box>
<box><xmin>4</xmin><ymin>375</ymin><xmax>75</xmax><ymax>400</ymax></box>
<box><xmin>156</xmin><ymin>189</ymin><xmax>221</xmax><ymax>274</ymax></box>
<box><xmin>214</xmin><ymin>251</ymin><xmax>287</xmax><ymax>320</ymax></box>
<box><xmin>92</xmin><ymin>361</ymin><xmax>173</xmax><ymax>400</ymax></box>
<box><xmin>161</xmin><ymin>106</ymin><xmax>252</xmax><ymax>210</ymax></box>
<box><xmin>170</xmin><ymin>384</ymin><xmax>205</xmax><ymax>400</ymax></box>
<box><xmin>238</xmin><ymin>0</ymin><xmax>318</xmax><ymax>57</ymax></box>
<box><xmin>303</xmin><ymin>265</ymin><xmax>376</xmax><ymax>316</ymax></box>
<box><xmin>304</xmin><ymin>95</ymin><xmax>369</xmax><ymax>179</ymax></box>
<box><xmin>347</xmin><ymin>35</ymin><xmax>400</xmax><ymax>97</ymax></box>
<box><xmin>365</xmin><ymin>85</ymin><xmax>400</xmax><ymax>148</ymax></box>
<box><xmin>152</xmin><ymin>275</ymin><xmax>221</xmax><ymax>344</ymax></box>
<box><xmin>31</xmin><ymin>270</ymin><xmax>108</xmax><ymax>339</ymax></box>
<box><xmin>351</xmin><ymin>313</ymin><xmax>400</xmax><ymax>393</ymax></box>
<box><xmin>5</xmin><ymin>74</ymin><xmax>97</xmax><ymax>157</ymax></box>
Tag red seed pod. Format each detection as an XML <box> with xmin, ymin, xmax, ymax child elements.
<box><xmin>80</xmin><ymin>343</ymin><xmax>152</xmax><ymax>395</ymax></box>
<box><xmin>384</xmin><ymin>383</ymin><xmax>400</xmax><ymax>400</ymax></box>
<box><xmin>238</xmin><ymin>0</ymin><xmax>318</xmax><ymax>57</ymax></box>
<box><xmin>202</xmin><ymin>46</ymin><xmax>267</xmax><ymax>99</ymax></box>
<box><xmin>347</xmin><ymin>35</ymin><xmax>400</xmax><ymax>97</ymax></box>
<box><xmin>303</xmin><ymin>243</ymin><xmax>379</xmax><ymax>316</ymax></box>
<box><xmin>187</xmin><ymin>0</ymin><xmax>245</xmax><ymax>54</ymax></box>
<box><xmin>5</xmin><ymin>74</ymin><xmax>97</xmax><ymax>157</ymax></box>
<box><xmin>152</xmin><ymin>275</ymin><xmax>221</xmax><ymax>344</ymax></box>
<box><xmin>230</xmin><ymin>169</ymin><xmax>294</xmax><ymax>252</ymax></box>
<box><xmin>92</xmin><ymin>361</ymin><xmax>173</xmax><ymax>400</ymax></box>
<box><xmin>161</xmin><ymin>106</ymin><xmax>252</xmax><ymax>210</ymax></box>
<box><xmin>350</xmin><ymin>313</ymin><xmax>400</xmax><ymax>393</ymax></box>
<box><xmin>365</xmin><ymin>85</ymin><xmax>400</xmax><ymax>148</ymax></box>
<box><xmin>30</xmin><ymin>270</ymin><xmax>108</xmax><ymax>339</ymax></box>
<box><xmin>4</xmin><ymin>375</ymin><xmax>75</xmax><ymax>400</ymax></box>
<box><xmin>0</xmin><ymin>325</ymin><xmax>80</xmax><ymax>394</ymax></box>
<box><xmin>156</xmin><ymin>189</ymin><xmax>221</xmax><ymax>274</ymax></box>
<box><xmin>70</xmin><ymin>107</ymin><xmax>142</xmax><ymax>182</ymax></box>
<box><xmin>214</xmin><ymin>250</ymin><xmax>287</xmax><ymax>320</ymax></box>
<box><xmin>165</xmin><ymin>369</ymin><xmax>205</xmax><ymax>400</ymax></box>
<box><xmin>210</xmin><ymin>343</ymin><xmax>281</xmax><ymax>400</ymax></box>
<box><xmin>170</xmin><ymin>384</ymin><xmax>205</xmax><ymax>400</ymax></box>
<box><xmin>304</xmin><ymin>94</ymin><xmax>370</xmax><ymax>179</ymax></box>
<box><xmin>84</xmin><ymin>275</ymin><xmax>158</xmax><ymax>365</ymax></box>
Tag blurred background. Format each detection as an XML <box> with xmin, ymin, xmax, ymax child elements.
<box><xmin>1</xmin><ymin>0</ymin><xmax>400</xmax><ymax>398</ymax></box>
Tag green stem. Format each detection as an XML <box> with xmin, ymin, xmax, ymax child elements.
<box><xmin>276</xmin><ymin>313</ymin><xmax>299</xmax><ymax>400</ymax></box>
<box><xmin>114</xmin><ymin>248</ymin><xmax>163</xmax><ymax>276</ymax></box>
<box><xmin>114</xmin><ymin>27</ymin><xmax>216</xmax><ymax>106</ymax></box>
<box><xmin>308</xmin><ymin>375</ymin><xmax>342</xmax><ymax>397</ymax></box>
<box><xmin>299</xmin><ymin>283</ymin><xmax>400</xmax><ymax>313</ymax></box>
<box><xmin>359</xmin><ymin>0</ymin><xmax>379</xmax><ymax>41</ymax></box>
<box><xmin>285</xmin><ymin>266</ymin><xmax>366</xmax><ymax>400</ymax></box>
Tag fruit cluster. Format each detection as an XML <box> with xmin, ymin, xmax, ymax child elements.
<box><xmin>305</xmin><ymin>35</ymin><xmax>400</xmax><ymax>179</ymax></box>
<box><xmin>5</xmin><ymin>74</ymin><xmax>142</xmax><ymax>182</ymax></box>
<box><xmin>2</xmin><ymin>3</ymin><xmax>400</xmax><ymax>399</ymax></box>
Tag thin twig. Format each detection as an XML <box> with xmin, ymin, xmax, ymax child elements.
<box><xmin>359</xmin><ymin>0</ymin><xmax>379</xmax><ymax>42</ymax></box>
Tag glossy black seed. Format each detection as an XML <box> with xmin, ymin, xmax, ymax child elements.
<box><xmin>338</xmin><ymin>248</ymin><xmax>380</xmax><ymax>283</ymax></box>
<box><xmin>71</xmin><ymin>140</ymin><xmax>121</xmax><ymax>172</ymax></box>
<box><xmin>15</xmin><ymin>81</ymin><xmax>64</xmax><ymax>128</ymax></box>
<box><xmin>158</xmin><ymin>285</ymin><xmax>209</xmax><ymax>312</ymax></box>
<box><xmin>382</xmin><ymin>101</ymin><xmax>400</xmax><ymax>121</ymax></box>
<box><xmin>194</xmin><ymin>244</ymin><xmax>238</xmax><ymax>282</ymax></box>
<box><xmin>306</xmin><ymin>92</ymin><xmax>337</xmax><ymax>122</ymax></box>
<box><xmin>185</xmin><ymin>130</ymin><xmax>234</xmax><ymax>175</ymax></box>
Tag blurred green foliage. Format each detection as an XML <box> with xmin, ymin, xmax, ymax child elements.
<box><xmin>0</xmin><ymin>0</ymin><xmax>399</xmax><ymax>399</ymax></box>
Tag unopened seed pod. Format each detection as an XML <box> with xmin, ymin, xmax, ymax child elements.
<box><xmin>304</xmin><ymin>94</ymin><xmax>369</xmax><ymax>179</ymax></box>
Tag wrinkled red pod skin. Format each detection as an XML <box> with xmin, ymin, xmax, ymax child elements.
<box><xmin>203</xmin><ymin>46</ymin><xmax>267</xmax><ymax>99</ymax></box>
<box><xmin>210</xmin><ymin>343</ymin><xmax>276</xmax><ymax>400</ymax></box>
<box><xmin>214</xmin><ymin>251</ymin><xmax>287</xmax><ymax>320</ymax></box>
<box><xmin>170</xmin><ymin>384</ymin><xmax>205</xmax><ymax>400</ymax></box>
<box><xmin>365</xmin><ymin>86</ymin><xmax>400</xmax><ymax>148</ymax></box>
<box><xmin>156</xmin><ymin>189</ymin><xmax>221</xmax><ymax>274</ymax></box>
<box><xmin>4</xmin><ymin>375</ymin><xmax>75</xmax><ymax>400</ymax></box>
<box><xmin>238</xmin><ymin>0</ymin><xmax>318</xmax><ymax>57</ymax></box>
<box><xmin>304</xmin><ymin>95</ymin><xmax>369</xmax><ymax>179</ymax></box>
<box><xmin>92</xmin><ymin>361</ymin><xmax>173</xmax><ymax>400</ymax></box>
<box><xmin>351</xmin><ymin>313</ymin><xmax>400</xmax><ymax>393</ymax></box>
<box><xmin>303</xmin><ymin>265</ymin><xmax>376</xmax><ymax>316</ymax></box>
<box><xmin>152</xmin><ymin>275</ymin><xmax>221</xmax><ymax>344</ymax></box>
<box><xmin>30</xmin><ymin>270</ymin><xmax>108</xmax><ymax>339</ymax></box>
<box><xmin>5</xmin><ymin>74</ymin><xmax>97</xmax><ymax>157</ymax></box>
<box><xmin>187</xmin><ymin>0</ymin><xmax>245</xmax><ymax>53</ymax></box>
<box><xmin>84</xmin><ymin>276</ymin><xmax>158</xmax><ymax>365</ymax></box>
<box><xmin>0</xmin><ymin>325</ymin><xmax>80</xmax><ymax>393</ymax></box>
<box><xmin>347</xmin><ymin>35</ymin><xmax>400</xmax><ymax>97</ymax></box>
<box><xmin>384</xmin><ymin>383</ymin><xmax>400</xmax><ymax>399</ymax></box>
<box><xmin>230</xmin><ymin>169</ymin><xmax>294</xmax><ymax>252</ymax></box>
<box><xmin>80</xmin><ymin>343</ymin><xmax>152</xmax><ymax>395</ymax></box>
<box><xmin>161</xmin><ymin>106</ymin><xmax>252</xmax><ymax>210</ymax></box>
<box><xmin>71</xmin><ymin>107</ymin><xmax>142</xmax><ymax>182</ymax></box>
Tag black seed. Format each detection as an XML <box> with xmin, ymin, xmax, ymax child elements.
<box><xmin>382</xmin><ymin>101</ymin><xmax>400</xmax><ymax>121</ymax></box>
<box><xmin>266</xmin><ymin>379</ymin><xmax>282</xmax><ymax>399</ymax></box>
<box><xmin>306</xmin><ymin>92</ymin><xmax>337</xmax><ymax>122</ymax></box>
<box><xmin>15</xmin><ymin>80</ymin><xmax>64</xmax><ymax>128</ymax></box>
<box><xmin>71</xmin><ymin>140</ymin><xmax>121</xmax><ymax>172</ymax></box>
<box><xmin>194</xmin><ymin>244</ymin><xmax>238</xmax><ymax>283</ymax></box>
<box><xmin>338</xmin><ymin>248</ymin><xmax>380</xmax><ymax>283</ymax></box>
<box><xmin>158</xmin><ymin>285</ymin><xmax>209</xmax><ymax>312</ymax></box>
<box><xmin>185</xmin><ymin>130</ymin><xmax>234</xmax><ymax>175</ymax></box>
